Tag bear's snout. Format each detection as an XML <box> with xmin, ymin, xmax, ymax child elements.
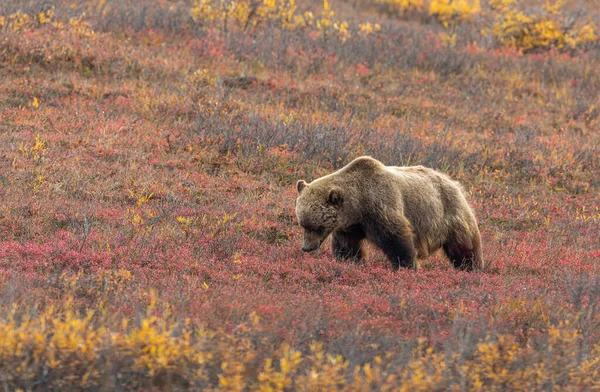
<box><xmin>302</xmin><ymin>230</ymin><xmax>324</xmax><ymax>252</ymax></box>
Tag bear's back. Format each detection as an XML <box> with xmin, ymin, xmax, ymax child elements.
<box><xmin>385</xmin><ymin>165</ymin><xmax>469</xmax><ymax>253</ymax></box>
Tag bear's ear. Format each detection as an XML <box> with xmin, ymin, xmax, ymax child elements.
<box><xmin>328</xmin><ymin>188</ymin><xmax>343</xmax><ymax>206</ymax></box>
<box><xmin>297</xmin><ymin>180</ymin><xmax>308</xmax><ymax>194</ymax></box>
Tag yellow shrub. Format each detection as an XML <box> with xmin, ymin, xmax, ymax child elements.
<box><xmin>258</xmin><ymin>344</ymin><xmax>303</xmax><ymax>391</ymax></box>
<box><xmin>190</xmin><ymin>0</ymin><xmax>352</xmax><ymax>42</ymax></box>
<box><xmin>1</xmin><ymin>290</ymin><xmax>600</xmax><ymax>390</ymax></box>
<box><xmin>191</xmin><ymin>0</ymin><xmax>304</xmax><ymax>31</ymax></box>
<box><xmin>376</xmin><ymin>0</ymin><xmax>426</xmax><ymax>15</ymax></box>
<box><xmin>8</xmin><ymin>11</ymin><xmax>31</xmax><ymax>32</ymax></box>
<box><xmin>316</xmin><ymin>0</ymin><xmax>351</xmax><ymax>42</ymax></box>
<box><xmin>358</xmin><ymin>22</ymin><xmax>381</xmax><ymax>36</ymax></box>
<box><xmin>294</xmin><ymin>342</ymin><xmax>348</xmax><ymax>389</ymax></box>
<box><xmin>1</xmin><ymin>272</ymin><xmax>600</xmax><ymax>389</ymax></box>
<box><xmin>489</xmin><ymin>0</ymin><xmax>598</xmax><ymax>51</ymax></box>
<box><xmin>430</xmin><ymin>0</ymin><xmax>481</xmax><ymax>26</ymax></box>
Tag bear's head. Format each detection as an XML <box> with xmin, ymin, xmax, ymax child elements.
<box><xmin>295</xmin><ymin>179</ymin><xmax>343</xmax><ymax>252</ymax></box>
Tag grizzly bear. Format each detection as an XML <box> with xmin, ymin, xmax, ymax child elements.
<box><xmin>295</xmin><ymin>156</ymin><xmax>483</xmax><ymax>271</ymax></box>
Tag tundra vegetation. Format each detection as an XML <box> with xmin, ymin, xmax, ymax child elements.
<box><xmin>0</xmin><ymin>0</ymin><xmax>599</xmax><ymax>389</ymax></box>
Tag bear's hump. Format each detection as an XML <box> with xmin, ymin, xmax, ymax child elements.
<box><xmin>344</xmin><ymin>156</ymin><xmax>385</xmax><ymax>172</ymax></box>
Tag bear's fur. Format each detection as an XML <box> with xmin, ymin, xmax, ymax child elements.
<box><xmin>295</xmin><ymin>156</ymin><xmax>484</xmax><ymax>271</ymax></box>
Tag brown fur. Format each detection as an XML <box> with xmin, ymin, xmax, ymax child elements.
<box><xmin>295</xmin><ymin>156</ymin><xmax>484</xmax><ymax>271</ymax></box>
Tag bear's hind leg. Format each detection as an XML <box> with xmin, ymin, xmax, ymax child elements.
<box><xmin>443</xmin><ymin>230</ymin><xmax>484</xmax><ymax>271</ymax></box>
<box><xmin>332</xmin><ymin>225</ymin><xmax>367</xmax><ymax>262</ymax></box>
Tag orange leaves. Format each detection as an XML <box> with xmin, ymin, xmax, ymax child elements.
<box><xmin>356</xmin><ymin>63</ymin><xmax>370</xmax><ymax>78</ymax></box>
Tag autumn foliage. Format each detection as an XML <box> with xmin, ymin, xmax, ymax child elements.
<box><xmin>0</xmin><ymin>0</ymin><xmax>599</xmax><ymax>389</ymax></box>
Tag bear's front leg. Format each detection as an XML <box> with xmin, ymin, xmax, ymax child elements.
<box><xmin>365</xmin><ymin>215</ymin><xmax>417</xmax><ymax>271</ymax></box>
<box><xmin>332</xmin><ymin>225</ymin><xmax>367</xmax><ymax>262</ymax></box>
<box><xmin>378</xmin><ymin>234</ymin><xmax>417</xmax><ymax>271</ymax></box>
